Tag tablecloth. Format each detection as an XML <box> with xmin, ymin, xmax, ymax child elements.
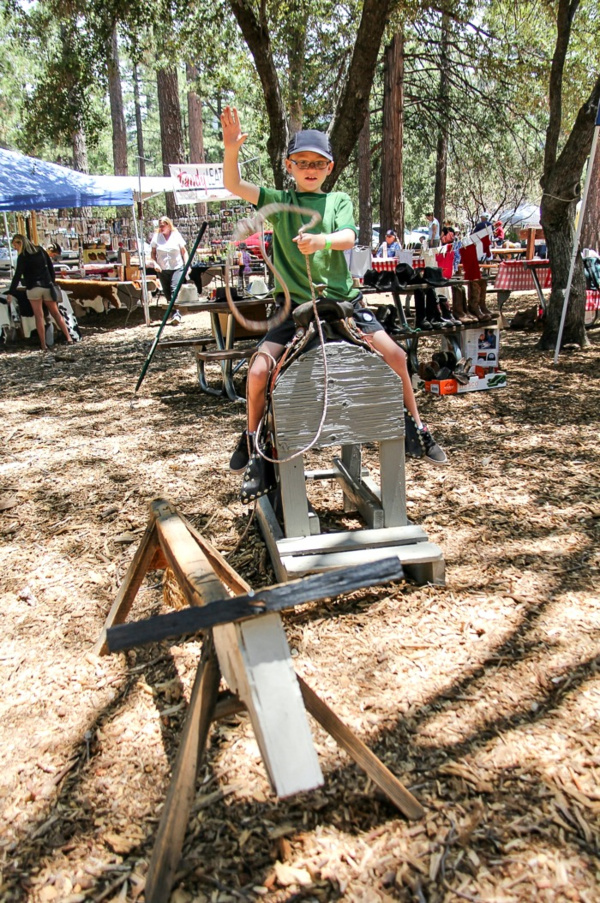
<box><xmin>494</xmin><ymin>261</ymin><xmax>552</xmax><ymax>291</ymax></box>
<box><xmin>494</xmin><ymin>260</ymin><xmax>599</xmax><ymax>310</ymax></box>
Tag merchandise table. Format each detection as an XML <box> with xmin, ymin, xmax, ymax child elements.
<box><xmin>371</xmin><ymin>257</ymin><xmax>424</xmax><ymax>273</ymax></box>
<box><xmin>490</xmin><ymin>247</ymin><xmax>528</xmax><ymax>259</ymax></box>
<box><xmin>493</xmin><ymin>260</ymin><xmax>600</xmax><ymax>318</ymax></box>
<box><xmin>176</xmin><ymin>297</ymin><xmax>271</xmax><ymax>401</ymax></box>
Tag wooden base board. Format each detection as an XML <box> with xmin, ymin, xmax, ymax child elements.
<box><xmin>256</xmin><ymin>497</ymin><xmax>445</xmax><ymax>585</ymax></box>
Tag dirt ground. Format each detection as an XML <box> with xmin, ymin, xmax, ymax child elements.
<box><xmin>1</xmin><ymin>295</ymin><xmax>599</xmax><ymax>903</ymax></box>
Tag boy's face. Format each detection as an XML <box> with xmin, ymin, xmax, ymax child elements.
<box><xmin>285</xmin><ymin>151</ymin><xmax>333</xmax><ymax>192</ymax></box>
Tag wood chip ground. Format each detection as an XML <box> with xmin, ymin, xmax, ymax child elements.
<box><xmin>0</xmin><ymin>296</ymin><xmax>599</xmax><ymax>902</ymax></box>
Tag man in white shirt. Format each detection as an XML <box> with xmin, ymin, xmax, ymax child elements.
<box><xmin>150</xmin><ymin>216</ymin><xmax>188</xmax><ymax>324</ymax></box>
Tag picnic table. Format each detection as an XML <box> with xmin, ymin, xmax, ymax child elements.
<box><xmin>160</xmin><ymin>297</ymin><xmax>271</xmax><ymax>402</ymax></box>
<box><xmin>493</xmin><ymin>260</ymin><xmax>600</xmax><ymax>322</ymax></box>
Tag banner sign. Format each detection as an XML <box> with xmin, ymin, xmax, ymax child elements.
<box><xmin>169</xmin><ymin>163</ymin><xmax>235</xmax><ymax>204</ymax></box>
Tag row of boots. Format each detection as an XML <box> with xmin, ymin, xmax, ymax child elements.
<box><xmin>453</xmin><ymin>280</ymin><xmax>494</xmax><ymax>324</ymax></box>
<box><xmin>415</xmin><ymin>281</ymin><xmax>494</xmax><ymax>331</ymax></box>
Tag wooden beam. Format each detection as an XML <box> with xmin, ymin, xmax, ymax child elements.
<box><xmin>152</xmin><ymin>499</ymin><xmax>228</xmax><ymax>608</ymax></box>
<box><xmin>106</xmin><ymin>557</ymin><xmax>405</xmax><ymax>651</ymax></box>
<box><xmin>298</xmin><ymin>676</ymin><xmax>425</xmax><ymax>821</ymax></box>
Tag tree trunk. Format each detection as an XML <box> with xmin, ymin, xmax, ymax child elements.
<box><xmin>229</xmin><ymin>0</ymin><xmax>393</xmax><ymax>188</ymax></box>
<box><xmin>72</xmin><ymin>126</ymin><xmax>89</xmax><ymax>173</ymax></box>
<box><xmin>541</xmin><ymin>202</ymin><xmax>588</xmax><ymax>347</ymax></box>
<box><xmin>186</xmin><ymin>63</ymin><xmax>206</xmax><ymax>218</ymax></box>
<box><xmin>580</xmin><ymin>134</ymin><xmax>600</xmax><ymax>251</ymax></box>
<box><xmin>434</xmin><ymin>12</ymin><xmax>450</xmax><ymax>226</ymax></box>
<box><xmin>358</xmin><ymin>116</ymin><xmax>372</xmax><ymax>248</ymax></box>
<box><xmin>380</xmin><ymin>32</ymin><xmax>404</xmax><ymax>238</ymax></box>
<box><xmin>133</xmin><ymin>63</ymin><xmax>146</xmax><ymax>177</ymax></box>
<box><xmin>108</xmin><ymin>23</ymin><xmax>128</xmax><ymax>175</ymax></box>
<box><xmin>538</xmin><ymin>0</ymin><xmax>600</xmax><ymax>350</ymax></box>
<box><xmin>186</xmin><ymin>63</ymin><xmax>205</xmax><ymax>163</ymax></box>
<box><xmin>287</xmin><ymin>4</ymin><xmax>306</xmax><ymax>135</ymax></box>
<box><xmin>228</xmin><ymin>0</ymin><xmax>288</xmax><ymax>186</ymax></box>
<box><xmin>157</xmin><ymin>66</ymin><xmax>186</xmax><ymax>220</ymax></box>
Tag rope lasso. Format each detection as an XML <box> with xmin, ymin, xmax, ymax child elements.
<box><xmin>223</xmin><ymin>202</ymin><xmax>322</xmax><ymax>332</ymax></box>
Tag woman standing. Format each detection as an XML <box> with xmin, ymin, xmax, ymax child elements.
<box><xmin>6</xmin><ymin>234</ymin><xmax>73</xmax><ymax>352</ymax></box>
<box><xmin>150</xmin><ymin>216</ymin><xmax>188</xmax><ymax>325</ymax></box>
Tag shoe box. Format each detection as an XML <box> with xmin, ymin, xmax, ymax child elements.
<box><xmin>428</xmin><ymin>371</ymin><xmax>507</xmax><ymax>394</ymax></box>
<box><xmin>411</xmin><ymin>324</ymin><xmax>506</xmax><ymax>394</ymax></box>
<box><xmin>450</xmin><ymin>325</ymin><xmax>500</xmax><ymax>374</ymax></box>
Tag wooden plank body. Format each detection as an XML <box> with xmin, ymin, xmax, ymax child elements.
<box><xmin>259</xmin><ymin>341</ymin><xmax>444</xmax><ymax>584</ymax></box>
<box><xmin>214</xmin><ymin>614</ymin><xmax>323</xmax><ymax>797</ymax></box>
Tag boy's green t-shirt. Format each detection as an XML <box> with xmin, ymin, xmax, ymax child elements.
<box><xmin>257</xmin><ymin>187</ymin><xmax>360</xmax><ymax>306</ymax></box>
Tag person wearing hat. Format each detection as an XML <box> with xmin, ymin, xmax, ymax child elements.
<box><xmin>220</xmin><ymin>105</ymin><xmax>447</xmax><ymax>486</ymax></box>
<box><xmin>473</xmin><ymin>211</ymin><xmax>492</xmax><ymax>233</ymax></box>
<box><xmin>493</xmin><ymin>220</ymin><xmax>505</xmax><ymax>246</ymax></box>
<box><xmin>376</xmin><ymin>230</ymin><xmax>402</xmax><ymax>259</ymax></box>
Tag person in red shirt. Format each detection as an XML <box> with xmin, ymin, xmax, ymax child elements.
<box><xmin>494</xmin><ymin>221</ymin><xmax>505</xmax><ymax>245</ymax></box>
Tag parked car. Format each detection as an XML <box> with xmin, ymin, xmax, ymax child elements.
<box><xmin>233</xmin><ymin>230</ymin><xmax>272</xmax><ymax>260</ymax></box>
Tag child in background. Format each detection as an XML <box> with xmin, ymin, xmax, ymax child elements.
<box><xmin>221</xmin><ymin>105</ymin><xmax>447</xmax><ymax>484</ymax></box>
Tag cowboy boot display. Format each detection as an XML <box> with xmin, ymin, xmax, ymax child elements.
<box><xmin>414</xmin><ymin>289</ymin><xmax>432</xmax><ymax>330</ymax></box>
<box><xmin>476</xmin><ymin>278</ymin><xmax>493</xmax><ymax>320</ymax></box>
<box><xmin>467</xmin><ymin>281</ymin><xmax>487</xmax><ymax>322</ymax></box>
<box><xmin>425</xmin><ymin>287</ymin><xmax>445</xmax><ymax>328</ymax></box>
<box><xmin>438</xmin><ymin>295</ymin><xmax>461</xmax><ymax>326</ymax></box>
<box><xmin>451</xmin><ymin>285</ymin><xmax>472</xmax><ymax>324</ymax></box>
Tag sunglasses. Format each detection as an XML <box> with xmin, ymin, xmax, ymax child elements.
<box><xmin>289</xmin><ymin>160</ymin><xmax>330</xmax><ymax>171</ymax></box>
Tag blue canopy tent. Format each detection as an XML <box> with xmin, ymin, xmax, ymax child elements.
<box><xmin>0</xmin><ymin>148</ymin><xmax>157</xmax><ymax>321</ymax></box>
<box><xmin>0</xmin><ymin>148</ymin><xmax>134</xmax><ymax>211</ymax></box>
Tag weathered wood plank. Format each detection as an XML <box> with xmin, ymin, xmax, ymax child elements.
<box><xmin>255</xmin><ymin>496</ymin><xmax>288</xmax><ymax>584</ymax></box>
<box><xmin>106</xmin><ymin>557</ymin><xmax>405</xmax><ymax>651</ymax></box>
<box><xmin>277</xmin><ymin>524</ymin><xmax>429</xmax><ymax>555</ymax></box>
<box><xmin>280</xmin><ymin>541</ymin><xmax>444</xmax><ymax>577</ymax></box>
<box><xmin>145</xmin><ymin>637</ymin><xmax>221</xmax><ymax>903</ymax></box>
<box><xmin>216</xmin><ymin>613</ymin><xmax>323</xmax><ymax>796</ymax></box>
<box><xmin>298</xmin><ymin>676</ymin><xmax>425</xmax><ymax>820</ymax></box>
<box><xmin>93</xmin><ymin>515</ymin><xmax>159</xmax><ymax>656</ymax></box>
<box><xmin>180</xmin><ymin>513</ymin><xmax>251</xmax><ymax>595</ymax></box>
<box><xmin>152</xmin><ymin>499</ymin><xmax>228</xmax><ymax>608</ymax></box>
<box><xmin>333</xmin><ymin>456</ymin><xmax>384</xmax><ymax>529</ymax></box>
<box><xmin>278</xmin><ymin>456</ymin><xmax>311</xmax><ymax>538</ymax></box>
<box><xmin>379</xmin><ymin>438</ymin><xmax>407</xmax><ymax>527</ymax></box>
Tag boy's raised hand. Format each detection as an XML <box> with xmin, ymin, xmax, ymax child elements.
<box><xmin>221</xmin><ymin>106</ymin><xmax>248</xmax><ymax>150</ymax></box>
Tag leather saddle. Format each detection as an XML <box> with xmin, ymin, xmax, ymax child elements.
<box><xmin>292</xmin><ymin>298</ymin><xmax>355</xmax><ymax>329</ymax></box>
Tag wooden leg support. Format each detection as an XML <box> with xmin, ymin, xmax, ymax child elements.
<box><xmin>297</xmin><ymin>675</ymin><xmax>425</xmax><ymax>820</ymax></box>
<box><xmin>93</xmin><ymin>517</ymin><xmax>160</xmax><ymax>656</ymax></box>
<box><xmin>145</xmin><ymin>635</ymin><xmax>221</xmax><ymax>903</ymax></box>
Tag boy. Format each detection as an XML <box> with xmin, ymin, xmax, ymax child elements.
<box><xmin>220</xmin><ymin>106</ymin><xmax>447</xmax><ymax>477</ymax></box>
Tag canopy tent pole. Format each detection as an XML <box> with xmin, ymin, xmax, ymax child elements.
<box><xmin>3</xmin><ymin>212</ymin><xmax>14</xmax><ymax>278</ymax></box>
<box><xmin>131</xmin><ymin>201</ymin><xmax>150</xmax><ymax>325</ymax></box>
<box><xmin>553</xmin><ymin>102</ymin><xmax>600</xmax><ymax>363</ymax></box>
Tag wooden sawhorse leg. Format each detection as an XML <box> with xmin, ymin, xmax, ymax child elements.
<box><xmin>145</xmin><ymin>634</ymin><xmax>221</xmax><ymax>903</ymax></box>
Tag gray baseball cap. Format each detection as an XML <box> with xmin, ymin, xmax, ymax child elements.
<box><xmin>287</xmin><ymin>130</ymin><xmax>333</xmax><ymax>161</ymax></box>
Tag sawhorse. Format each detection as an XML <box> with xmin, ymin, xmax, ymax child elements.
<box><xmin>95</xmin><ymin>499</ymin><xmax>425</xmax><ymax>902</ymax></box>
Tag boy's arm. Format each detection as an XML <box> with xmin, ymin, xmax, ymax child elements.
<box><xmin>221</xmin><ymin>106</ymin><xmax>260</xmax><ymax>205</ymax></box>
<box><xmin>294</xmin><ymin>228</ymin><xmax>356</xmax><ymax>256</ymax></box>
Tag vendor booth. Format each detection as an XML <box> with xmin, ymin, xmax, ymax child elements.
<box><xmin>0</xmin><ymin>148</ymin><xmax>140</xmax><ymax>342</ymax></box>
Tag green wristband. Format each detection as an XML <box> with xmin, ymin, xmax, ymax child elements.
<box><xmin>324</xmin><ymin>238</ymin><xmax>332</xmax><ymax>251</ymax></box>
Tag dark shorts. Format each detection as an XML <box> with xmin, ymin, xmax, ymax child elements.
<box><xmin>263</xmin><ymin>295</ymin><xmax>384</xmax><ymax>347</ymax></box>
